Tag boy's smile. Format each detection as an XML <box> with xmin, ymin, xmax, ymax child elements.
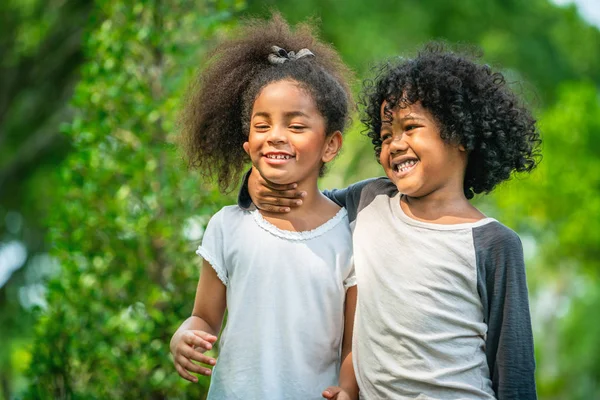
<box><xmin>379</xmin><ymin>101</ymin><xmax>467</xmax><ymax>199</ymax></box>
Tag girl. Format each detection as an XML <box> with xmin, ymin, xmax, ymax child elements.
<box><xmin>245</xmin><ymin>44</ymin><xmax>541</xmax><ymax>400</ymax></box>
<box><xmin>169</xmin><ymin>15</ymin><xmax>358</xmax><ymax>400</ymax></box>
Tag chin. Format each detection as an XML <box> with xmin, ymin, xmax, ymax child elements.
<box><xmin>257</xmin><ymin>169</ymin><xmax>294</xmax><ymax>185</ymax></box>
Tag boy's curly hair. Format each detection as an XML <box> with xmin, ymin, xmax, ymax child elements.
<box><xmin>180</xmin><ymin>13</ymin><xmax>353</xmax><ymax>192</ymax></box>
<box><xmin>361</xmin><ymin>42</ymin><xmax>541</xmax><ymax>199</ymax></box>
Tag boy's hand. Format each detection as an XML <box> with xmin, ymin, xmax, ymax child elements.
<box><xmin>249</xmin><ymin>167</ymin><xmax>306</xmax><ymax>213</ymax></box>
<box><xmin>322</xmin><ymin>386</ymin><xmax>356</xmax><ymax>400</ymax></box>
<box><xmin>170</xmin><ymin>330</ymin><xmax>218</xmax><ymax>383</ymax></box>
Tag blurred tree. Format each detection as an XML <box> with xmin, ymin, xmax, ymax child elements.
<box><xmin>23</xmin><ymin>0</ymin><xmax>243</xmax><ymax>398</ymax></box>
<box><xmin>492</xmin><ymin>81</ymin><xmax>600</xmax><ymax>399</ymax></box>
<box><xmin>0</xmin><ymin>0</ymin><xmax>91</xmax><ymax>397</ymax></box>
<box><xmin>6</xmin><ymin>0</ymin><xmax>599</xmax><ymax>399</ymax></box>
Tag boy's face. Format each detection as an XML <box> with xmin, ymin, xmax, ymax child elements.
<box><xmin>379</xmin><ymin>101</ymin><xmax>468</xmax><ymax>199</ymax></box>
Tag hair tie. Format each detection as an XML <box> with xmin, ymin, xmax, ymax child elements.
<box><xmin>268</xmin><ymin>45</ymin><xmax>315</xmax><ymax>65</ymax></box>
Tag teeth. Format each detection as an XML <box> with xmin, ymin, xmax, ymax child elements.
<box><xmin>394</xmin><ymin>160</ymin><xmax>417</xmax><ymax>172</ymax></box>
<box><xmin>267</xmin><ymin>154</ymin><xmax>292</xmax><ymax>159</ymax></box>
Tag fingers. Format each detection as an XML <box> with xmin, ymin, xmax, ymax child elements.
<box><xmin>258</xmin><ymin>187</ymin><xmax>306</xmax><ymax>200</ymax></box>
<box><xmin>192</xmin><ymin>330</ymin><xmax>218</xmax><ymax>343</ymax></box>
<box><xmin>181</xmin><ymin>345</ymin><xmax>216</xmax><ymax>366</ymax></box>
<box><xmin>183</xmin><ymin>331</ymin><xmax>216</xmax><ymax>352</ymax></box>
<box><xmin>179</xmin><ymin>356</ymin><xmax>213</xmax><ymax>377</ymax></box>
<box><xmin>322</xmin><ymin>386</ymin><xmax>342</xmax><ymax>399</ymax></box>
<box><xmin>175</xmin><ymin>363</ymin><xmax>199</xmax><ymax>383</ymax></box>
<box><xmin>256</xmin><ymin>196</ymin><xmax>304</xmax><ymax>213</ymax></box>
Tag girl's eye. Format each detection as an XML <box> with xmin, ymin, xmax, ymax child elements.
<box><xmin>254</xmin><ymin>124</ymin><xmax>269</xmax><ymax>130</ymax></box>
<box><xmin>290</xmin><ymin>125</ymin><xmax>305</xmax><ymax>131</ymax></box>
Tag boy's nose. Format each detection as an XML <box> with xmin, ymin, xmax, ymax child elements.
<box><xmin>389</xmin><ymin>135</ymin><xmax>408</xmax><ymax>153</ymax></box>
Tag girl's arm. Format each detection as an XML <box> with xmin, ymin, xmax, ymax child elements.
<box><xmin>323</xmin><ymin>285</ymin><xmax>359</xmax><ymax>400</ymax></box>
<box><xmin>170</xmin><ymin>260</ymin><xmax>227</xmax><ymax>383</ymax></box>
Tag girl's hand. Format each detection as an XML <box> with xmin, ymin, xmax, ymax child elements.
<box><xmin>249</xmin><ymin>167</ymin><xmax>306</xmax><ymax>213</ymax></box>
<box><xmin>322</xmin><ymin>386</ymin><xmax>356</xmax><ymax>400</ymax></box>
<box><xmin>170</xmin><ymin>330</ymin><xmax>218</xmax><ymax>383</ymax></box>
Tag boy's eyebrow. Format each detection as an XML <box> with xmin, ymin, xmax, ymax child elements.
<box><xmin>397</xmin><ymin>115</ymin><xmax>426</xmax><ymax>122</ymax></box>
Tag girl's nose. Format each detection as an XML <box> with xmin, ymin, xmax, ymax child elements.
<box><xmin>267</xmin><ymin>126</ymin><xmax>288</xmax><ymax>144</ymax></box>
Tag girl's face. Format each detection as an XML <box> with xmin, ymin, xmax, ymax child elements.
<box><xmin>379</xmin><ymin>101</ymin><xmax>468</xmax><ymax>199</ymax></box>
<box><xmin>244</xmin><ymin>79</ymin><xmax>341</xmax><ymax>186</ymax></box>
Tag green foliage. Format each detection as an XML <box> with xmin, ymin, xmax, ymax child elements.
<box><xmin>491</xmin><ymin>82</ymin><xmax>600</xmax><ymax>399</ymax></box>
<box><xmin>24</xmin><ymin>1</ymin><xmax>243</xmax><ymax>398</ymax></box>
<box><xmin>10</xmin><ymin>1</ymin><xmax>600</xmax><ymax>399</ymax></box>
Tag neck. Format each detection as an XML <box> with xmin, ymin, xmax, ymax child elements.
<box><xmin>259</xmin><ymin>177</ymin><xmax>340</xmax><ymax>231</ymax></box>
<box><xmin>402</xmin><ymin>184</ymin><xmax>482</xmax><ymax>223</ymax></box>
<box><xmin>260</xmin><ymin>177</ymin><xmax>324</xmax><ymax>219</ymax></box>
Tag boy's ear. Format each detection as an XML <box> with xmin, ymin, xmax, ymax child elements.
<box><xmin>322</xmin><ymin>131</ymin><xmax>343</xmax><ymax>163</ymax></box>
<box><xmin>243</xmin><ymin>142</ymin><xmax>250</xmax><ymax>155</ymax></box>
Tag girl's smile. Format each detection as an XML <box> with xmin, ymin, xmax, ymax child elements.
<box><xmin>263</xmin><ymin>151</ymin><xmax>295</xmax><ymax>165</ymax></box>
<box><xmin>244</xmin><ymin>79</ymin><xmax>340</xmax><ymax>186</ymax></box>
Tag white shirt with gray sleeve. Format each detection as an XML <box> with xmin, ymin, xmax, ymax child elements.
<box><xmin>323</xmin><ymin>178</ymin><xmax>537</xmax><ymax>400</ymax></box>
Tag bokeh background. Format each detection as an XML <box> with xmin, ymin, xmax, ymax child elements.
<box><xmin>1</xmin><ymin>0</ymin><xmax>599</xmax><ymax>398</ymax></box>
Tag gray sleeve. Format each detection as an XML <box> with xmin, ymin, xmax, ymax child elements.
<box><xmin>474</xmin><ymin>222</ymin><xmax>537</xmax><ymax>400</ymax></box>
<box><xmin>323</xmin><ymin>178</ymin><xmax>378</xmax><ymax>208</ymax></box>
<box><xmin>324</xmin><ymin>177</ymin><xmax>397</xmax><ymax>224</ymax></box>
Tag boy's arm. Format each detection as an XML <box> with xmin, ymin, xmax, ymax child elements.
<box><xmin>476</xmin><ymin>225</ymin><xmax>537</xmax><ymax>400</ymax></box>
<box><xmin>238</xmin><ymin>166</ymin><xmax>379</xmax><ymax>213</ymax></box>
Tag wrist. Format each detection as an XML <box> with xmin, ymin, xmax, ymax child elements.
<box><xmin>339</xmin><ymin>385</ymin><xmax>358</xmax><ymax>400</ymax></box>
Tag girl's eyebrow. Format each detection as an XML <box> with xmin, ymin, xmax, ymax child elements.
<box><xmin>252</xmin><ymin>111</ymin><xmax>271</xmax><ymax>119</ymax></box>
<box><xmin>283</xmin><ymin>111</ymin><xmax>309</xmax><ymax>118</ymax></box>
<box><xmin>252</xmin><ymin>111</ymin><xmax>309</xmax><ymax>119</ymax></box>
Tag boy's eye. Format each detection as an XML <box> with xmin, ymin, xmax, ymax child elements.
<box><xmin>405</xmin><ymin>124</ymin><xmax>419</xmax><ymax>131</ymax></box>
<box><xmin>380</xmin><ymin>133</ymin><xmax>392</xmax><ymax>142</ymax></box>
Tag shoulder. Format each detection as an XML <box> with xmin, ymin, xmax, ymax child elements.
<box><xmin>347</xmin><ymin>176</ymin><xmax>396</xmax><ymax>196</ymax></box>
<box><xmin>348</xmin><ymin>177</ymin><xmax>397</xmax><ymax>213</ymax></box>
<box><xmin>473</xmin><ymin>220</ymin><xmax>525</xmax><ymax>280</ymax></box>
<box><xmin>473</xmin><ymin>220</ymin><xmax>522</xmax><ymax>252</ymax></box>
<box><xmin>206</xmin><ymin>205</ymin><xmax>250</xmax><ymax>228</ymax></box>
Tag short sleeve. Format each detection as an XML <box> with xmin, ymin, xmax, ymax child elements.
<box><xmin>343</xmin><ymin>259</ymin><xmax>357</xmax><ymax>289</ymax></box>
<box><xmin>196</xmin><ymin>210</ymin><xmax>229</xmax><ymax>286</ymax></box>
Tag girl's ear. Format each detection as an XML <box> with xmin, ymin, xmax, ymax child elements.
<box><xmin>458</xmin><ymin>144</ymin><xmax>466</xmax><ymax>152</ymax></box>
<box><xmin>322</xmin><ymin>131</ymin><xmax>343</xmax><ymax>163</ymax></box>
<box><xmin>243</xmin><ymin>141</ymin><xmax>250</xmax><ymax>155</ymax></box>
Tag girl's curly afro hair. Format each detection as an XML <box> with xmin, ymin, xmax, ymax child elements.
<box><xmin>361</xmin><ymin>42</ymin><xmax>542</xmax><ymax>199</ymax></box>
<box><xmin>179</xmin><ymin>13</ymin><xmax>353</xmax><ymax>192</ymax></box>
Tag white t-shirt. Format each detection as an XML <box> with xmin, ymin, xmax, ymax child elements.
<box><xmin>196</xmin><ymin>205</ymin><xmax>355</xmax><ymax>400</ymax></box>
